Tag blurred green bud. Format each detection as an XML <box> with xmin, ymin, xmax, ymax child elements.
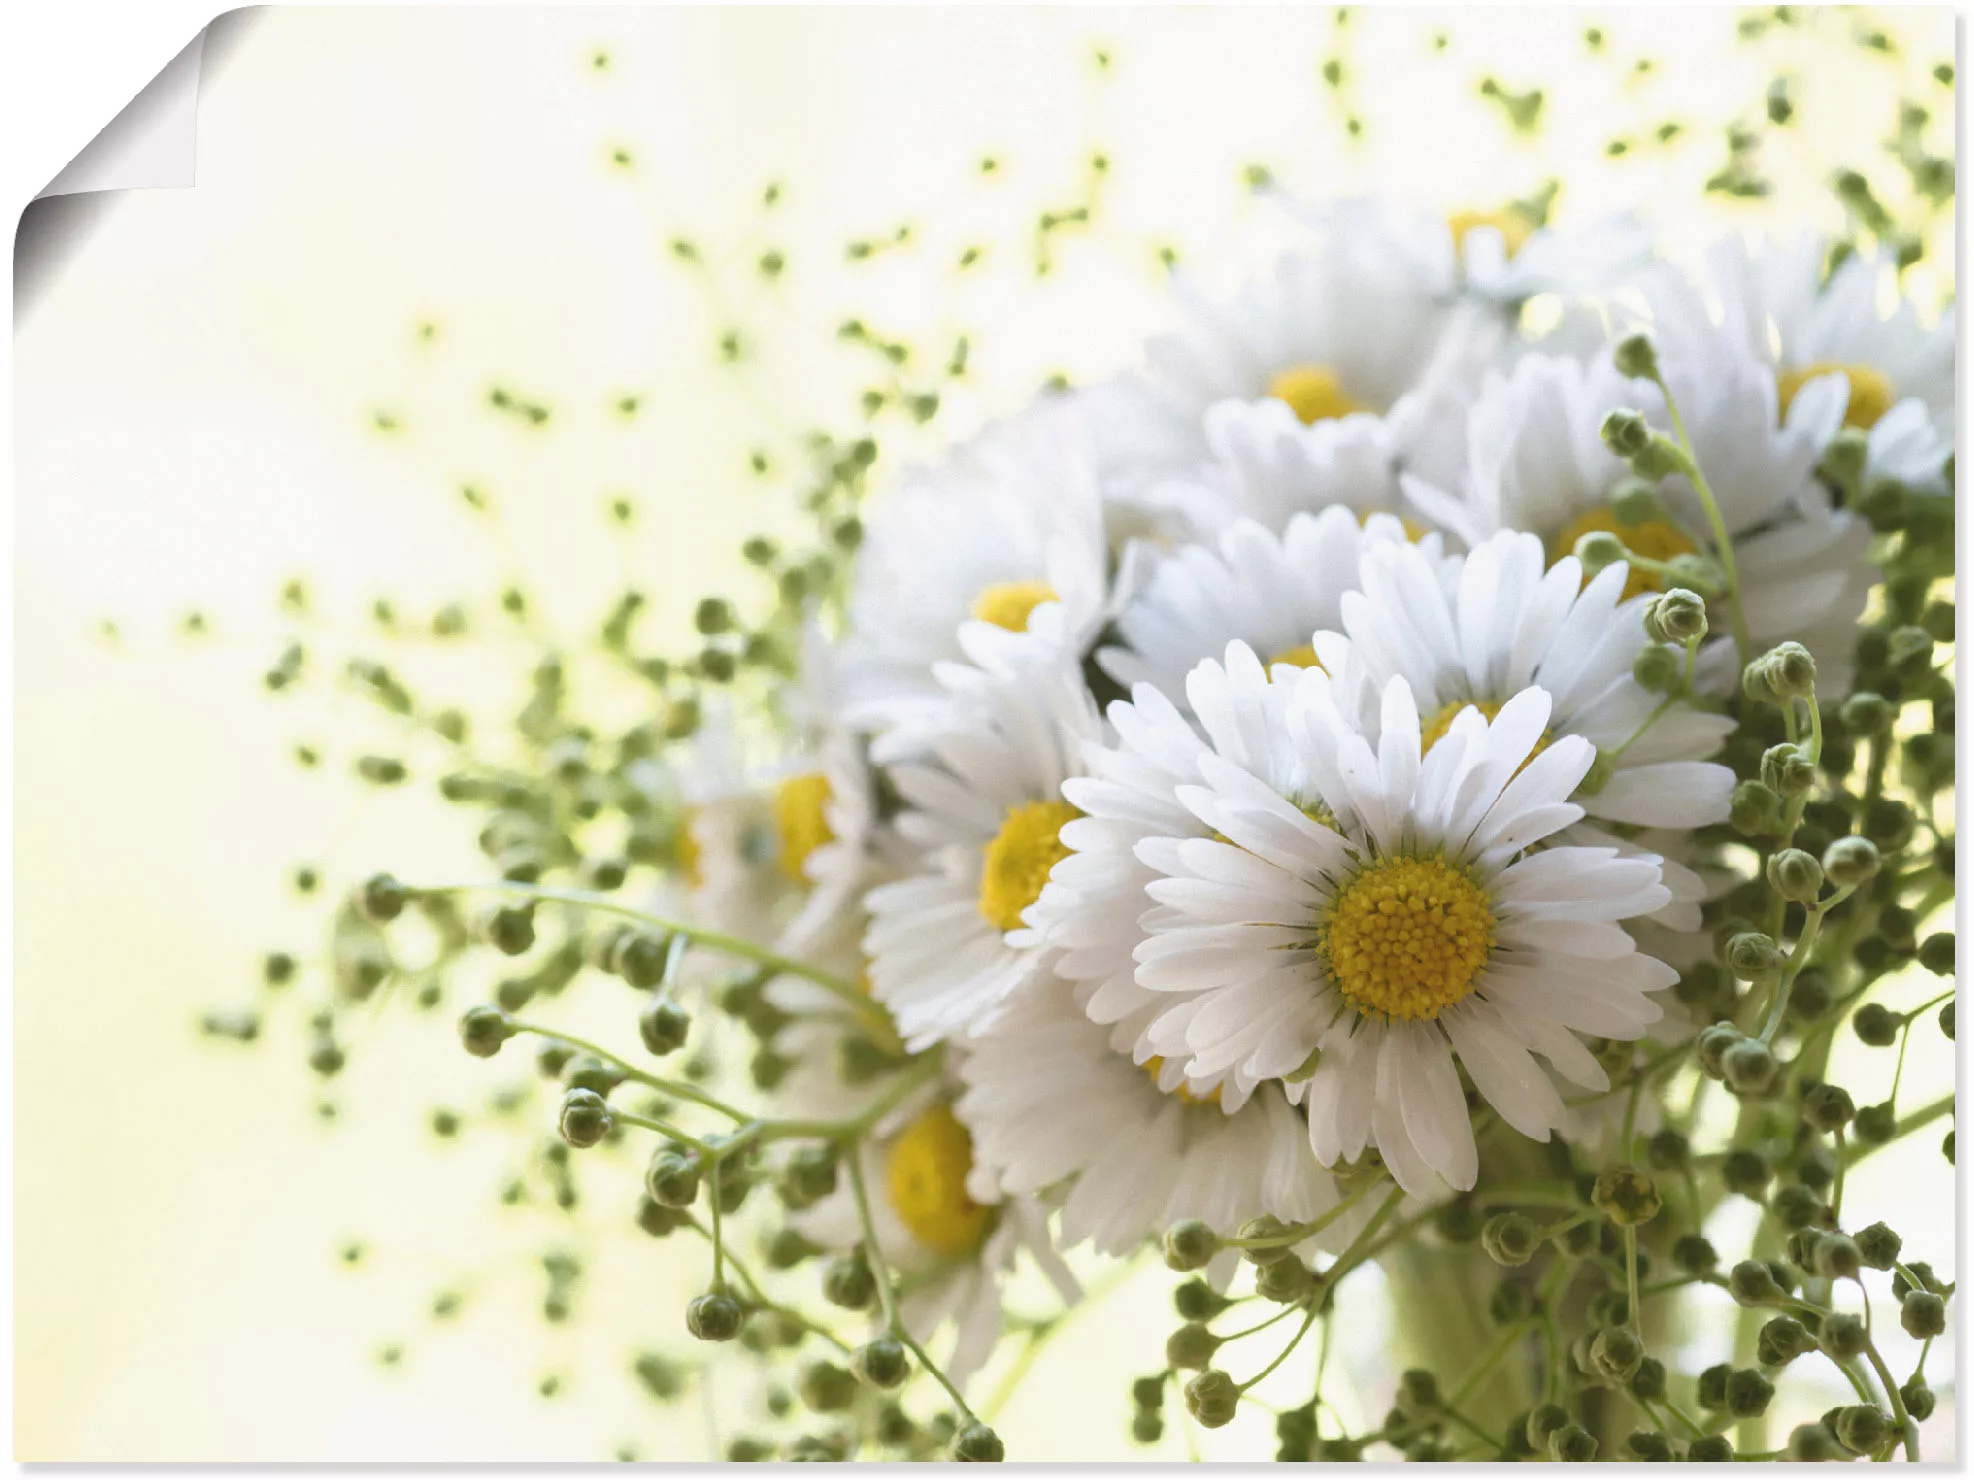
<box><xmin>1757</xmin><ymin>1315</ymin><xmax>1814</xmax><ymax>1367</ymax></box>
<box><xmin>1812</xmin><ymin>1233</ymin><xmax>1862</xmax><ymax>1280</ymax></box>
<box><xmin>646</xmin><ymin>1149</ymin><xmax>701</xmax><ymax>1208</ymax></box>
<box><xmin>1612</xmin><ymin>334</ymin><xmax>1660</xmax><ymax>381</ymax></box>
<box><xmin>1838</xmin><ymin>691</ymin><xmax>1894</xmax><ymax>736</ymax></box>
<box><xmin>1822</xmin><ymin>835</ymin><xmax>1882</xmax><ymax>887</ymax></box>
<box><xmin>1624</xmin><ymin>1430</ymin><xmax>1674</xmax><ymax>1462</ymax></box>
<box><xmin>1730</xmin><ymin>780</ymin><xmax>1786</xmax><ymax>836</ymax></box>
<box><xmin>1574</xmin><ymin>530</ymin><xmax>1629</xmax><ymax>573</ymax></box>
<box><xmin>1688</xmin><ymin>1435</ymin><xmax>1734</xmax><ymax>1462</ymax></box>
<box><xmin>459</xmin><ymin>1004</ymin><xmax>516</xmax><ymax>1058</ymax></box>
<box><xmin>1163</xmin><ymin>1219</ymin><xmax>1220</xmax><ymax>1272</ymax></box>
<box><xmin>1632</xmin><ymin>643</ymin><xmax>1682</xmax><ymax>691</ymax></box>
<box><xmin>1132</xmin><ymin>1374</ymin><xmax>1166</xmax><ymax>1410</ymax></box>
<box><xmin>1628</xmin><ymin>1356</ymin><xmax>1667</xmax><ymax>1403</ymax></box>
<box><xmin>558</xmin><ymin>1088</ymin><xmax>613</xmax><ymax>1148</ymax></box>
<box><xmin>1787</xmin><ymin>1423</ymin><xmax>1841</xmax><ymax>1462</ymax></box>
<box><xmin>1769</xmin><ymin>1183</ymin><xmax>1824</xmax><ymax>1229</ymax></box>
<box><xmin>1900</xmin><ymin>1290</ymin><xmax>1947</xmax><ymax>1338</ymax></box>
<box><xmin>798</xmin><ymin>1360</ymin><xmax>857</xmax><ymax>1412</ymax></box>
<box><xmin>1173</xmin><ymin>1278</ymin><xmax>1231</xmax><ymax>1322</ymax></box>
<box><xmin>685</xmin><ymin>1291</ymin><xmax>743</xmax><ymax>1342</ymax></box>
<box><xmin>852</xmin><ymin>1338</ymin><xmax>910</xmax><ymax>1390</ymax></box>
<box><xmin>1726</xmin><ymin>932</ymin><xmax>1782</xmax><ymax>979</ymax></box>
<box><xmin>1236</xmin><ymin>1215</ymin><xmax>1296</xmax><ymax>1265</ymax></box>
<box><xmin>822</xmin><ymin>1254</ymin><xmax>876</xmax><ymax>1311</ymax></box>
<box><xmin>1725</xmin><ymin>1368</ymin><xmax>1775</xmax><ymax>1418</ymax></box>
<box><xmin>1853</xmin><ymin>1003</ymin><xmax>1901</xmax><ymax>1046</ymax></box>
<box><xmin>1525</xmin><ymin>1403</ymin><xmax>1571</xmax><ymax>1448</ymax></box>
<box><xmin>1721</xmin><ymin>1148</ymin><xmax>1772</xmax><ymax>1198</ymax></box>
<box><xmin>1131</xmin><ymin>1410</ymin><xmax>1164</xmax><ymax>1446</ymax></box>
<box><xmin>1728</xmin><ymin>1260</ymin><xmax>1784</xmax><ymax>1306</ymax></box>
<box><xmin>1821</xmin><ymin>1312</ymin><xmax>1868</xmax><ymax>1358</ymax></box>
<box><xmin>1643</xmin><ymin>587</ymin><xmax>1708</xmax><ymax>645</ymax></box>
<box><xmin>1767</xmin><ymin>642</ymin><xmax>1818</xmax><ymax>699</ymax></box>
<box><xmin>1489</xmin><ymin>1280</ymin><xmax>1536</xmax><ymax>1325</ymax></box>
<box><xmin>1549</xmin><ymin>1424</ymin><xmax>1599</xmax><ymax>1463</ymax></box>
<box><xmin>1919</xmin><ymin>932</ymin><xmax>1954</xmax><ymax>975</ymax></box>
<box><xmin>1184</xmin><ymin>1370</ymin><xmax>1239</xmax><ymax>1429</ymax></box>
<box><xmin>1697</xmin><ymin>1023</ymin><xmax>1742</xmax><ymax>1079</ymax></box>
<box><xmin>1900</xmin><ymin>1379</ymin><xmax>1936</xmax><ymax>1422</ymax></box>
<box><xmin>638</xmin><ymin>998</ymin><xmax>691</xmax><ymax>1057</ymax></box>
<box><xmin>1166</xmin><ymin>1322</ymin><xmax>1223</xmax><ymax>1371</ymax></box>
<box><xmin>1833</xmin><ymin>1406</ymin><xmax>1890</xmax><ymax>1454</ymax></box>
<box><xmin>1855</xmin><ymin>1222</ymin><xmax>1902</xmax><ymax>1271</ymax></box>
<box><xmin>1256</xmin><ymin>1256</ymin><xmax>1316</xmax><ymax>1304</ymax></box>
<box><xmin>1482</xmin><ymin>1212</ymin><xmax>1540</xmax><ymax>1266</ymax></box>
<box><xmin>1801</xmin><ymin>1083</ymin><xmax>1855</xmax><ymax>1133</ymax></box>
<box><xmin>1673</xmin><ymin>1234</ymin><xmax>1718</xmax><ymax>1274</ymax></box>
<box><xmin>1767</xmin><ymin>848</ymin><xmax>1823</xmax><ymax>903</ymax></box>
<box><xmin>1721</xmin><ymin>1037</ymin><xmax>1779</xmax><ymax>1097</ymax></box>
<box><xmin>1591</xmin><ymin>1166</ymin><xmax>1661</xmax><ymax>1225</ymax></box>
<box><xmin>1599</xmin><ymin>408</ymin><xmax>1653</xmax><ymax>458</ymax></box>
<box><xmin>359</xmin><ymin>872</ymin><xmax>408</xmax><ymax>923</ymax></box>
<box><xmin>1590</xmin><ymin>1326</ymin><xmax>1644</xmax><ymax>1383</ymax></box>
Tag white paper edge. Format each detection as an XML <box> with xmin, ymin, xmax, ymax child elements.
<box><xmin>35</xmin><ymin>28</ymin><xmax>208</xmax><ymax>199</ymax></box>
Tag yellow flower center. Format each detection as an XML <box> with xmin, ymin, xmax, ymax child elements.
<box><xmin>1547</xmin><ymin>507</ymin><xmax>1698</xmax><ymax>602</ymax></box>
<box><xmin>1266</xmin><ymin>642</ymin><xmax>1325</xmax><ymax>671</ymax></box>
<box><xmin>1143</xmin><ymin>1054</ymin><xmax>1222</xmax><ymax>1107</ymax></box>
<box><xmin>1448</xmin><ymin>206</ymin><xmax>1535</xmax><ymax>261</ymax></box>
<box><xmin>1267</xmin><ymin>364</ymin><xmax>1367</xmax><ymax>425</ymax></box>
<box><xmin>978</xmin><ymin>798</ymin><xmax>1080</xmax><ymax>933</ymax></box>
<box><xmin>1320</xmin><ymin>854</ymin><xmax>1495</xmax><ymax>1021</ymax></box>
<box><xmin>971</xmin><ymin>580</ymin><xmax>1057</xmax><ymax>633</ymax></box>
<box><xmin>1776</xmin><ymin>361</ymin><xmax>1896</xmax><ymax>432</ymax></box>
<box><xmin>885</xmin><ymin>1105</ymin><xmax>992</xmax><ymax>1258</ymax></box>
<box><xmin>773</xmin><ymin>771</ymin><xmax>834</xmax><ymax>882</ymax></box>
<box><xmin>674</xmin><ymin>808</ymin><xmax>703</xmax><ymax>890</ymax></box>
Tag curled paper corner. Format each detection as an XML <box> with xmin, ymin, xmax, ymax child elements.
<box><xmin>15</xmin><ymin>7</ymin><xmax>264</xmax><ymax>325</ymax></box>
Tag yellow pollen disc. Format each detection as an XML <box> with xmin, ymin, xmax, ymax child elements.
<box><xmin>1266</xmin><ymin>642</ymin><xmax>1325</xmax><ymax>671</ymax></box>
<box><xmin>1776</xmin><ymin>361</ymin><xmax>1896</xmax><ymax>432</ymax></box>
<box><xmin>773</xmin><ymin>771</ymin><xmax>834</xmax><ymax>882</ymax></box>
<box><xmin>1448</xmin><ymin>206</ymin><xmax>1535</xmax><ymax>261</ymax></box>
<box><xmin>978</xmin><ymin>798</ymin><xmax>1080</xmax><ymax>933</ymax></box>
<box><xmin>1143</xmin><ymin>1054</ymin><xmax>1222</xmax><ymax>1107</ymax></box>
<box><xmin>1547</xmin><ymin>507</ymin><xmax>1698</xmax><ymax>602</ymax></box>
<box><xmin>1321</xmin><ymin>854</ymin><xmax>1495</xmax><ymax>1021</ymax></box>
<box><xmin>1267</xmin><ymin>364</ymin><xmax>1367</xmax><ymax>426</ymax></box>
<box><xmin>674</xmin><ymin>808</ymin><xmax>703</xmax><ymax>890</ymax></box>
<box><xmin>885</xmin><ymin>1106</ymin><xmax>992</xmax><ymax>1258</ymax></box>
<box><xmin>971</xmin><ymin>580</ymin><xmax>1057</xmax><ymax>632</ymax></box>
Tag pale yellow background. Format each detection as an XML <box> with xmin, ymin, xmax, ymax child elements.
<box><xmin>16</xmin><ymin>6</ymin><xmax>1956</xmax><ymax>1461</ymax></box>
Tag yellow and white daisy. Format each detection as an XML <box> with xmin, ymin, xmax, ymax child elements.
<box><xmin>1102</xmin><ymin>655</ymin><xmax>1676</xmax><ymax>1197</ymax></box>
<box><xmin>862</xmin><ymin>619</ymin><xmax>1102</xmax><ymax>1049</ymax></box>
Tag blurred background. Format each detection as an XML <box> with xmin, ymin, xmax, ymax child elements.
<box><xmin>15</xmin><ymin>5</ymin><xmax>1956</xmax><ymax>1461</ymax></box>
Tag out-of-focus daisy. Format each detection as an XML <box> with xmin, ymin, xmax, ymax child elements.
<box><xmin>1404</xmin><ymin>347</ymin><xmax>1874</xmax><ymax>696</ymax></box>
<box><xmin>1097</xmin><ymin>506</ymin><xmax>1431</xmax><ymax>710</ymax></box>
<box><xmin>1650</xmin><ymin>234</ymin><xmax>1953</xmax><ymax>494</ymax></box>
<box><xmin>955</xmin><ymin>983</ymin><xmax>1345</xmax><ymax>1270</ymax></box>
<box><xmin>863</xmin><ymin>619</ymin><xmax>1101</xmax><ymax>1049</ymax></box>
<box><xmin>794</xmin><ymin>1090</ymin><xmax>1077</xmax><ymax>1392</ymax></box>
<box><xmin>1315</xmin><ymin>530</ymin><xmax>1736</xmax><ymax>830</ymax></box>
<box><xmin>1109</xmin><ymin>658</ymin><xmax>1674</xmax><ymax>1196</ymax></box>
<box><xmin>838</xmin><ymin>400</ymin><xmax>1109</xmax><ymax>739</ymax></box>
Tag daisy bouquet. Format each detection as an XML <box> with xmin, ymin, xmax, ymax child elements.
<box><xmin>211</xmin><ymin>73</ymin><xmax>1958</xmax><ymax>1456</ymax></box>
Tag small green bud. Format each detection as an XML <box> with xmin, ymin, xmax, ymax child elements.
<box><xmin>1838</xmin><ymin>690</ymin><xmax>1894</xmax><ymax>736</ymax></box>
<box><xmin>1623</xmin><ymin>1430</ymin><xmax>1674</xmax><ymax>1462</ymax></box>
<box><xmin>1787</xmin><ymin>1423</ymin><xmax>1841</xmax><ymax>1462</ymax></box>
<box><xmin>614</xmin><ymin>930</ymin><xmax>673</xmax><ymax>988</ymax></box>
<box><xmin>1900</xmin><ymin>1290</ymin><xmax>1946</xmax><ymax>1338</ymax></box>
<box><xmin>952</xmin><ymin>1421</ymin><xmax>1005</xmax><ymax>1463</ymax></box>
<box><xmin>1811</xmin><ymin>1233</ymin><xmax>1862</xmax><ymax>1280</ymax></box>
<box><xmin>1833</xmin><ymin>1406</ymin><xmax>1890</xmax><ymax>1454</ymax></box>
<box><xmin>1574</xmin><ymin>530</ymin><xmax>1629</xmax><ymax>573</ymax></box>
<box><xmin>1742</xmin><ymin>657</ymin><xmax>1787</xmax><ymax>707</ymax></box>
<box><xmin>1721</xmin><ymin>1037</ymin><xmax>1778</xmax><ymax>1097</ymax></box>
<box><xmin>1173</xmin><ymin>1278</ymin><xmax>1231</xmax><ymax>1322</ymax></box>
<box><xmin>1769</xmin><ymin>1183</ymin><xmax>1824</xmax><ymax>1229</ymax></box>
<box><xmin>1725</xmin><ymin>1368</ymin><xmax>1775</xmax><ymax>1418</ymax></box>
<box><xmin>1819</xmin><ymin>428</ymin><xmax>1868</xmax><ymax>487</ymax></box>
<box><xmin>1489</xmin><ymin>1280</ymin><xmax>1536</xmax><ymax>1325</ymax></box>
<box><xmin>1853</xmin><ymin>1003</ymin><xmax>1901</xmax><ymax>1046</ymax></box>
<box><xmin>1766</xmin><ymin>847</ymin><xmax>1823</xmax><ymax>903</ymax></box>
<box><xmin>1766</xmin><ymin>642</ymin><xmax>1817</xmax><ymax>699</ymax></box>
<box><xmin>1757</xmin><ymin>1315</ymin><xmax>1814</xmax><ymax>1366</ymax></box>
<box><xmin>1854</xmin><ymin>1222</ymin><xmax>1902</xmax><ymax>1270</ymax></box>
<box><xmin>1721</xmin><ymin>1148</ymin><xmax>1772</xmax><ymax>1198</ymax></box>
<box><xmin>1162</xmin><ymin>1219</ymin><xmax>1220</xmax><ymax>1272</ymax></box>
<box><xmin>1590</xmin><ymin>1326</ymin><xmax>1644</xmax><ymax>1383</ymax></box>
<box><xmin>1900</xmin><ymin>1378</ymin><xmax>1936</xmax><ymax>1421</ymax></box>
<box><xmin>1482</xmin><ymin>1212</ymin><xmax>1540</xmax><ymax>1266</ymax></box>
<box><xmin>1643</xmin><ymin>587</ymin><xmax>1708</xmax><ymax>645</ymax></box>
<box><xmin>1166</xmin><ymin>1322</ymin><xmax>1222</xmax><ymax>1371</ymax></box>
<box><xmin>1893</xmin><ymin>1261</ymin><xmax>1942</xmax><ymax>1299</ymax></box>
<box><xmin>483</xmin><ymin>905</ymin><xmax>536</xmax><ymax>957</ymax></box>
<box><xmin>1730</xmin><ymin>779</ymin><xmax>1786</xmax><ymax>836</ymax></box>
<box><xmin>1822</xmin><ymin>835</ymin><xmax>1882</xmax><ymax>887</ymax></box>
<box><xmin>1236</xmin><ymin>1215</ymin><xmax>1295</xmax><ymax>1265</ymax></box>
<box><xmin>1726</xmin><ymin>931</ymin><xmax>1782</xmax><ymax>979</ymax></box>
<box><xmin>852</xmin><ymin>1337</ymin><xmax>910</xmax><ymax>1390</ymax></box>
<box><xmin>1599</xmin><ymin>408</ymin><xmax>1653</xmax><ymax>457</ymax></box>
<box><xmin>558</xmin><ymin>1087</ymin><xmax>613</xmax><ymax>1148</ymax></box>
<box><xmin>1696</xmin><ymin>1364</ymin><xmax>1731</xmax><ymax>1410</ymax></box>
<box><xmin>777</xmin><ymin>1145</ymin><xmax>839</xmax><ymax>1211</ymax></box>
<box><xmin>1395</xmin><ymin>1368</ymin><xmax>1440</xmax><ymax>1414</ymax></box>
<box><xmin>1256</xmin><ymin>1256</ymin><xmax>1316</xmax><ymax>1304</ymax></box>
<box><xmin>1591</xmin><ymin>1166</ymin><xmax>1661</xmax><ymax>1225</ymax></box>
<box><xmin>1184</xmin><ymin>1370</ymin><xmax>1240</xmax><ymax>1429</ymax></box>
<box><xmin>1728</xmin><ymin>1259</ymin><xmax>1783</xmax><ymax>1306</ymax></box>
<box><xmin>1697</xmin><ymin>1023</ymin><xmax>1742</xmax><ymax>1079</ymax></box>
<box><xmin>1919</xmin><ymin>932</ymin><xmax>1954</xmax><ymax>975</ymax></box>
<box><xmin>1610</xmin><ymin>476</ymin><xmax>1669</xmax><ymax>526</ymax></box>
<box><xmin>1131</xmin><ymin>1409</ymin><xmax>1164</xmax><ymax>1445</ymax></box>
<box><xmin>1687</xmin><ymin>1434</ymin><xmax>1734</xmax><ymax>1462</ymax></box>
<box><xmin>1673</xmin><ymin>1234</ymin><xmax>1718</xmax><ymax>1273</ymax></box>
<box><xmin>1131</xmin><ymin>1374</ymin><xmax>1166</xmax><ymax>1410</ymax></box>
<box><xmin>1941</xmin><ymin>1001</ymin><xmax>1956</xmax><ymax>1040</ymax></box>
<box><xmin>1632</xmin><ymin>643</ymin><xmax>1682</xmax><ymax>692</ymax></box>
<box><xmin>1612</xmin><ymin>333</ymin><xmax>1660</xmax><ymax>380</ymax></box>
<box><xmin>1646</xmin><ymin>1128</ymin><xmax>1690</xmax><ymax>1169</ymax></box>
<box><xmin>685</xmin><ymin>1291</ymin><xmax>743</xmax><ymax>1342</ymax></box>
<box><xmin>764</xmin><ymin>1228</ymin><xmax>819</xmax><ymax>1270</ymax></box>
<box><xmin>1801</xmin><ymin>1083</ymin><xmax>1855</xmax><ymax>1133</ymax></box>
<box><xmin>1525</xmin><ymin>1403</ymin><xmax>1571</xmax><ymax>1448</ymax></box>
<box><xmin>359</xmin><ymin>872</ymin><xmax>409</xmax><ymax>923</ymax></box>
<box><xmin>458</xmin><ymin>1004</ymin><xmax>516</xmax><ymax>1058</ymax></box>
<box><xmin>1549</xmin><ymin>1424</ymin><xmax>1599</xmax><ymax>1463</ymax></box>
<box><xmin>1820</xmin><ymin>1311</ymin><xmax>1868</xmax><ymax>1358</ymax></box>
<box><xmin>821</xmin><ymin>1254</ymin><xmax>876</xmax><ymax>1311</ymax></box>
<box><xmin>638</xmin><ymin>997</ymin><xmax>691</xmax><ymax>1057</ymax></box>
<box><xmin>645</xmin><ymin>1149</ymin><xmax>701</xmax><ymax>1207</ymax></box>
<box><xmin>1628</xmin><ymin>1356</ymin><xmax>1667</xmax><ymax>1402</ymax></box>
<box><xmin>798</xmin><ymin>1360</ymin><xmax>857</xmax><ymax>1412</ymax></box>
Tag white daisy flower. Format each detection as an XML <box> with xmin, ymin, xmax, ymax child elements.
<box><xmin>794</xmin><ymin>1092</ymin><xmax>1078</xmax><ymax>1392</ymax></box>
<box><xmin>1112</xmin><ymin>654</ymin><xmax>1675</xmax><ymax>1197</ymax></box>
<box><xmin>1314</xmin><ymin>530</ymin><xmax>1737</xmax><ymax>832</ymax></box>
<box><xmin>837</xmin><ymin>399</ymin><xmax>1109</xmax><ymax>739</ymax></box>
<box><xmin>863</xmin><ymin>620</ymin><xmax>1102</xmax><ymax>1049</ymax></box>
<box><xmin>1403</xmin><ymin>348</ymin><xmax>1875</xmax><ymax>697</ymax></box>
<box><xmin>1097</xmin><ymin>506</ymin><xmax>1433</xmax><ymax>710</ymax></box>
<box><xmin>1650</xmin><ymin>233</ymin><xmax>1953</xmax><ymax>494</ymax></box>
<box><xmin>954</xmin><ymin>981</ymin><xmax>1346</xmax><ymax>1267</ymax></box>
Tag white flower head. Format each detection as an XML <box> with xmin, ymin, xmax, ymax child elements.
<box><xmin>1111</xmin><ymin>655</ymin><xmax>1675</xmax><ymax>1196</ymax></box>
<box><xmin>863</xmin><ymin>622</ymin><xmax>1102</xmax><ymax>1049</ymax></box>
<box><xmin>1317</xmin><ymin>530</ymin><xmax>1737</xmax><ymax>832</ymax></box>
<box><xmin>839</xmin><ymin>399</ymin><xmax>1109</xmax><ymax>739</ymax></box>
<box><xmin>1098</xmin><ymin>506</ymin><xmax>1437</xmax><ymax>711</ymax></box>
<box><xmin>956</xmin><ymin>982</ymin><xmax>1349</xmax><ymax>1265</ymax></box>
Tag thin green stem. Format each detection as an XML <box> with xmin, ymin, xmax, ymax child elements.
<box><xmin>1228</xmin><ymin>1175</ymin><xmax>1390</xmax><ymax>1248</ymax></box>
<box><xmin>1650</xmin><ymin>369</ymin><xmax>1752</xmax><ymax>667</ymax></box>
<box><xmin>505</xmin><ymin>1020</ymin><xmax>749</xmax><ymax>1121</ymax></box>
